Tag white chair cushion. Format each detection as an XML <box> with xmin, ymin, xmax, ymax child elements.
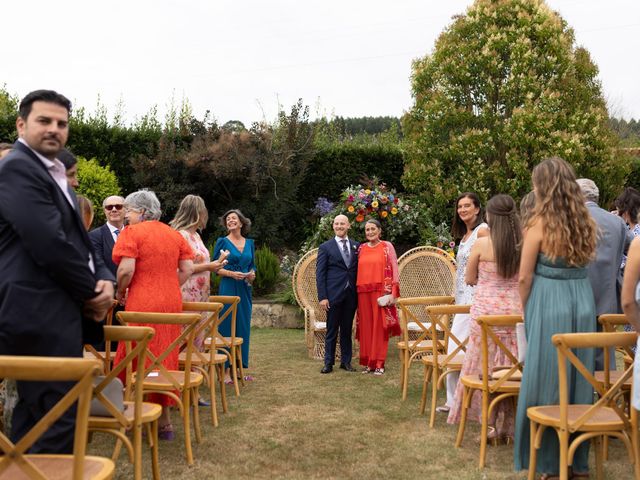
<box><xmin>407</xmin><ymin>322</ymin><xmax>442</xmax><ymax>331</ymax></box>
<box><xmin>314</xmin><ymin>322</ymin><xmax>327</xmax><ymax>330</ymax></box>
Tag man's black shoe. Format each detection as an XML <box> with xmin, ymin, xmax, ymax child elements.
<box><xmin>339</xmin><ymin>363</ymin><xmax>356</xmax><ymax>372</ymax></box>
<box><xmin>320</xmin><ymin>365</ymin><xmax>333</xmax><ymax>374</ymax></box>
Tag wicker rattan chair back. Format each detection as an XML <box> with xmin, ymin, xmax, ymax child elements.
<box><xmin>292</xmin><ymin>248</ymin><xmax>331</xmax><ymax>359</ymax></box>
<box><xmin>397</xmin><ymin>246</ymin><xmax>457</xmax><ymax>341</ymax></box>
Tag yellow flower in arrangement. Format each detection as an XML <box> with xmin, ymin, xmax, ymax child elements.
<box><xmin>365</xmin><ymin>189</ymin><xmax>371</xmax><ymax>194</ymax></box>
<box><xmin>391</xmin><ymin>207</ymin><xmax>398</xmax><ymax>215</ymax></box>
<box><xmin>348</xmin><ymin>205</ymin><xmax>355</xmax><ymax>212</ymax></box>
<box><xmin>372</xmin><ymin>201</ymin><xmax>379</xmax><ymax>208</ymax></box>
<box><xmin>381</xmin><ymin>210</ymin><xmax>388</xmax><ymax>218</ymax></box>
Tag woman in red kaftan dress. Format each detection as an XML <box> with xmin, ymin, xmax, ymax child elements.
<box><xmin>356</xmin><ymin>219</ymin><xmax>401</xmax><ymax>375</ymax></box>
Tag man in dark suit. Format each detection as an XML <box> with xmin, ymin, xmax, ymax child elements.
<box><xmin>89</xmin><ymin>195</ymin><xmax>125</xmax><ymax>277</ymax></box>
<box><xmin>316</xmin><ymin>214</ymin><xmax>358</xmax><ymax>373</ymax></box>
<box><xmin>0</xmin><ymin>90</ymin><xmax>115</xmax><ymax>453</ymax></box>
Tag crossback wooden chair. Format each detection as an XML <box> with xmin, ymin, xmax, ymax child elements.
<box><xmin>455</xmin><ymin>315</ymin><xmax>523</xmax><ymax>468</ymax></box>
<box><xmin>83</xmin><ymin>301</ymin><xmax>118</xmax><ymax>373</ymax></box>
<box><xmin>396</xmin><ymin>296</ymin><xmax>455</xmax><ymax>401</ymax></box>
<box><xmin>420</xmin><ymin>304</ymin><xmax>472</xmax><ymax>428</ymax></box>
<box><xmin>205</xmin><ymin>295</ymin><xmax>244</xmax><ymax>397</ymax></box>
<box><xmin>527</xmin><ymin>332</ymin><xmax>637</xmax><ymax>480</ymax></box>
<box><xmin>88</xmin><ymin>325</ymin><xmax>160</xmax><ymax>480</ymax></box>
<box><xmin>117</xmin><ymin>311</ymin><xmax>203</xmax><ymax>465</ymax></box>
<box><xmin>398</xmin><ymin>246</ymin><xmax>457</xmax><ymax>341</ymax></box>
<box><xmin>0</xmin><ymin>356</ymin><xmax>114</xmax><ymax>480</ymax></box>
<box><xmin>292</xmin><ymin>248</ymin><xmax>336</xmax><ymax>360</ymax></box>
<box><xmin>180</xmin><ymin>301</ymin><xmax>227</xmax><ymax>426</ymax></box>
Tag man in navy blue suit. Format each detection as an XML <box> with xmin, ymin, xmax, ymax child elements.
<box><xmin>316</xmin><ymin>214</ymin><xmax>358</xmax><ymax>373</ymax></box>
<box><xmin>0</xmin><ymin>90</ymin><xmax>115</xmax><ymax>453</ymax></box>
<box><xmin>89</xmin><ymin>195</ymin><xmax>126</xmax><ymax>278</ymax></box>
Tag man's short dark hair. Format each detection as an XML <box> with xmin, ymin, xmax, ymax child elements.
<box><xmin>57</xmin><ymin>148</ymin><xmax>77</xmax><ymax>169</ymax></box>
<box><xmin>18</xmin><ymin>90</ymin><xmax>72</xmax><ymax>120</ymax></box>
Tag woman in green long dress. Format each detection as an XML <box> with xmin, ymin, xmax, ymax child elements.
<box><xmin>514</xmin><ymin>157</ymin><xmax>597</xmax><ymax>479</ymax></box>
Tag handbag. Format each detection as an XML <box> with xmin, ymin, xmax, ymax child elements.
<box><xmin>90</xmin><ymin>376</ymin><xmax>125</xmax><ymax>417</ymax></box>
<box><xmin>516</xmin><ymin>322</ymin><xmax>527</xmax><ymax>364</ymax></box>
<box><xmin>377</xmin><ymin>294</ymin><xmax>395</xmax><ymax>307</ymax></box>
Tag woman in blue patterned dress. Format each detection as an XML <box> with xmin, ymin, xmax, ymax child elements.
<box><xmin>213</xmin><ymin>209</ymin><xmax>256</xmax><ymax>383</ymax></box>
<box><xmin>514</xmin><ymin>157</ymin><xmax>597</xmax><ymax>479</ymax></box>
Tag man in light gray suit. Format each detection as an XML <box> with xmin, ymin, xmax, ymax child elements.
<box><xmin>577</xmin><ymin>178</ymin><xmax>633</xmax><ymax>370</ymax></box>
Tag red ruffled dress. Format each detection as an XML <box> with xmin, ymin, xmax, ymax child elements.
<box><xmin>356</xmin><ymin>241</ymin><xmax>401</xmax><ymax>370</ymax></box>
<box><xmin>112</xmin><ymin>220</ymin><xmax>194</xmax><ymax>406</ymax></box>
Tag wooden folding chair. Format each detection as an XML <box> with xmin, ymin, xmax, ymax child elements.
<box><xmin>117</xmin><ymin>311</ymin><xmax>203</xmax><ymax>465</ymax></box>
<box><xmin>83</xmin><ymin>301</ymin><xmax>118</xmax><ymax>373</ymax></box>
<box><xmin>455</xmin><ymin>314</ymin><xmax>523</xmax><ymax>468</ymax></box>
<box><xmin>180</xmin><ymin>301</ymin><xmax>227</xmax><ymax>426</ymax></box>
<box><xmin>206</xmin><ymin>295</ymin><xmax>244</xmax><ymax>397</ymax></box>
<box><xmin>88</xmin><ymin>325</ymin><xmax>161</xmax><ymax>480</ymax></box>
<box><xmin>420</xmin><ymin>304</ymin><xmax>471</xmax><ymax>428</ymax></box>
<box><xmin>527</xmin><ymin>332</ymin><xmax>637</xmax><ymax>480</ymax></box>
<box><xmin>0</xmin><ymin>356</ymin><xmax>114</xmax><ymax>480</ymax></box>
<box><xmin>396</xmin><ymin>296</ymin><xmax>454</xmax><ymax>401</ymax></box>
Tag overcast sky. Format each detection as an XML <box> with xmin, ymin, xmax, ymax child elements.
<box><xmin>2</xmin><ymin>0</ymin><xmax>638</xmax><ymax>127</ymax></box>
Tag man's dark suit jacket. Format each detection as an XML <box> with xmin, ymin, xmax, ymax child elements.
<box><xmin>316</xmin><ymin>237</ymin><xmax>358</xmax><ymax>305</ymax></box>
<box><xmin>89</xmin><ymin>223</ymin><xmax>118</xmax><ymax>277</ymax></box>
<box><xmin>0</xmin><ymin>140</ymin><xmax>114</xmax><ymax>357</ymax></box>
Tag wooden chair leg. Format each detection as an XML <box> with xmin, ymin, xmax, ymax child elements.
<box><xmin>455</xmin><ymin>387</ymin><xmax>469</xmax><ymax>447</ymax></box>
<box><xmin>218</xmin><ymin>364</ymin><xmax>228</xmax><ymax>413</ymax></box>
<box><xmin>133</xmin><ymin>422</ymin><xmax>143</xmax><ymax>480</ymax></box>
<box><xmin>209</xmin><ymin>364</ymin><xmax>218</xmax><ymax>427</ymax></box>
<box><xmin>419</xmin><ymin>365</ymin><xmax>432</xmax><ymax>415</ymax></box>
<box><xmin>192</xmin><ymin>387</ymin><xmax>202</xmax><ymax>443</ymax></box>
<box><xmin>150</xmin><ymin>420</ymin><xmax>160</xmax><ymax>480</ymax></box>
<box><xmin>559</xmin><ymin>429</ymin><xmax>569</xmax><ymax>480</ymax></box>
<box><xmin>183</xmin><ymin>389</ymin><xmax>194</xmax><ymax>465</ymax></box>
<box><xmin>429</xmin><ymin>366</ymin><xmax>439</xmax><ymax>428</ymax></box>
<box><xmin>398</xmin><ymin>348</ymin><xmax>405</xmax><ymax>392</ymax></box>
<box><xmin>479</xmin><ymin>390</ymin><xmax>488</xmax><ymax>468</ymax></box>
<box><xmin>527</xmin><ymin>421</ymin><xmax>538</xmax><ymax>480</ymax></box>
<box><xmin>230</xmin><ymin>348</ymin><xmax>240</xmax><ymax>397</ymax></box>
<box><xmin>594</xmin><ymin>436</ymin><xmax>604</xmax><ymax>480</ymax></box>
<box><xmin>402</xmin><ymin>349</ymin><xmax>410</xmax><ymax>401</ymax></box>
<box><xmin>236</xmin><ymin>347</ymin><xmax>246</xmax><ymax>386</ymax></box>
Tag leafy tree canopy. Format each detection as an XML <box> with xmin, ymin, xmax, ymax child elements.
<box><xmin>403</xmin><ymin>0</ymin><xmax>627</xmax><ymax>222</ymax></box>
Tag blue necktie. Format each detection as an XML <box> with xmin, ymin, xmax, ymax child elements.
<box><xmin>341</xmin><ymin>239</ymin><xmax>350</xmax><ymax>266</ymax></box>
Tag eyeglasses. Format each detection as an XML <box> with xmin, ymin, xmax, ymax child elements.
<box><xmin>104</xmin><ymin>204</ymin><xmax>124</xmax><ymax>211</ymax></box>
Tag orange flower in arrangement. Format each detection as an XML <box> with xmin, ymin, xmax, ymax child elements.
<box><xmin>381</xmin><ymin>210</ymin><xmax>388</xmax><ymax>218</ymax></box>
<box><xmin>348</xmin><ymin>205</ymin><xmax>355</xmax><ymax>213</ymax></box>
<box><xmin>355</xmin><ymin>214</ymin><xmax>365</xmax><ymax>223</ymax></box>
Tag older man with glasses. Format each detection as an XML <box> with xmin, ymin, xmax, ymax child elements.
<box><xmin>89</xmin><ymin>195</ymin><xmax>126</xmax><ymax>278</ymax></box>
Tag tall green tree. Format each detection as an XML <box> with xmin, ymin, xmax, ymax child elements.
<box><xmin>403</xmin><ymin>0</ymin><xmax>627</xmax><ymax>221</ymax></box>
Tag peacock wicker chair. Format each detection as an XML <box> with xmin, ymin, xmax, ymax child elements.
<box><xmin>292</xmin><ymin>248</ymin><xmax>347</xmax><ymax>360</ymax></box>
<box><xmin>397</xmin><ymin>246</ymin><xmax>457</xmax><ymax>341</ymax></box>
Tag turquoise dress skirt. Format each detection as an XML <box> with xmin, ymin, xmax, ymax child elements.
<box><xmin>214</xmin><ymin>237</ymin><xmax>256</xmax><ymax>368</ymax></box>
<box><xmin>514</xmin><ymin>255</ymin><xmax>596</xmax><ymax>475</ymax></box>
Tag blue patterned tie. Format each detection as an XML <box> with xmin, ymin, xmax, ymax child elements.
<box><xmin>341</xmin><ymin>239</ymin><xmax>350</xmax><ymax>266</ymax></box>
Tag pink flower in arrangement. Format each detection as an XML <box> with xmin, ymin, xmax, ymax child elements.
<box><xmin>348</xmin><ymin>194</ymin><xmax>354</xmax><ymax>202</ymax></box>
<box><xmin>449</xmin><ymin>241</ymin><xmax>456</xmax><ymax>248</ymax></box>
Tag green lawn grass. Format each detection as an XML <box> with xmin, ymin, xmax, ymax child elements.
<box><xmin>88</xmin><ymin>328</ymin><xmax>633</xmax><ymax>479</ymax></box>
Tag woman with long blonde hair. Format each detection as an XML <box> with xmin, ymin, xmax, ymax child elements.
<box><xmin>514</xmin><ymin>157</ymin><xmax>597</xmax><ymax>479</ymax></box>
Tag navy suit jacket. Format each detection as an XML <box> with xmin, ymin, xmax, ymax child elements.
<box><xmin>316</xmin><ymin>237</ymin><xmax>358</xmax><ymax>305</ymax></box>
<box><xmin>0</xmin><ymin>141</ymin><xmax>114</xmax><ymax>356</ymax></box>
<box><xmin>89</xmin><ymin>223</ymin><xmax>118</xmax><ymax>277</ymax></box>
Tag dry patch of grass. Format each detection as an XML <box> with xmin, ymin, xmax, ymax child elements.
<box><xmin>89</xmin><ymin>328</ymin><xmax>633</xmax><ymax>479</ymax></box>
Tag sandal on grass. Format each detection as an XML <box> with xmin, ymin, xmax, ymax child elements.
<box><xmin>158</xmin><ymin>424</ymin><xmax>174</xmax><ymax>441</ymax></box>
<box><xmin>224</xmin><ymin>378</ymin><xmax>234</xmax><ymax>385</ymax></box>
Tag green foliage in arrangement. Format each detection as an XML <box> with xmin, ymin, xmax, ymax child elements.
<box><xmin>403</xmin><ymin>0</ymin><xmax>629</xmax><ymax>225</ymax></box>
<box><xmin>76</xmin><ymin>156</ymin><xmax>121</xmax><ymax>224</ymax></box>
<box><xmin>253</xmin><ymin>245</ymin><xmax>281</xmax><ymax>295</ymax></box>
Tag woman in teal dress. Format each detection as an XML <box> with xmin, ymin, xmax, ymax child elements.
<box><xmin>514</xmin><ymin>157</ymin><xmax>597</xmax><ymax>479</ymax></box>
<box><xmin>214</xmin><ymin>209</ymin><xmax>256</xmax><ymax>383</ymax></box>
